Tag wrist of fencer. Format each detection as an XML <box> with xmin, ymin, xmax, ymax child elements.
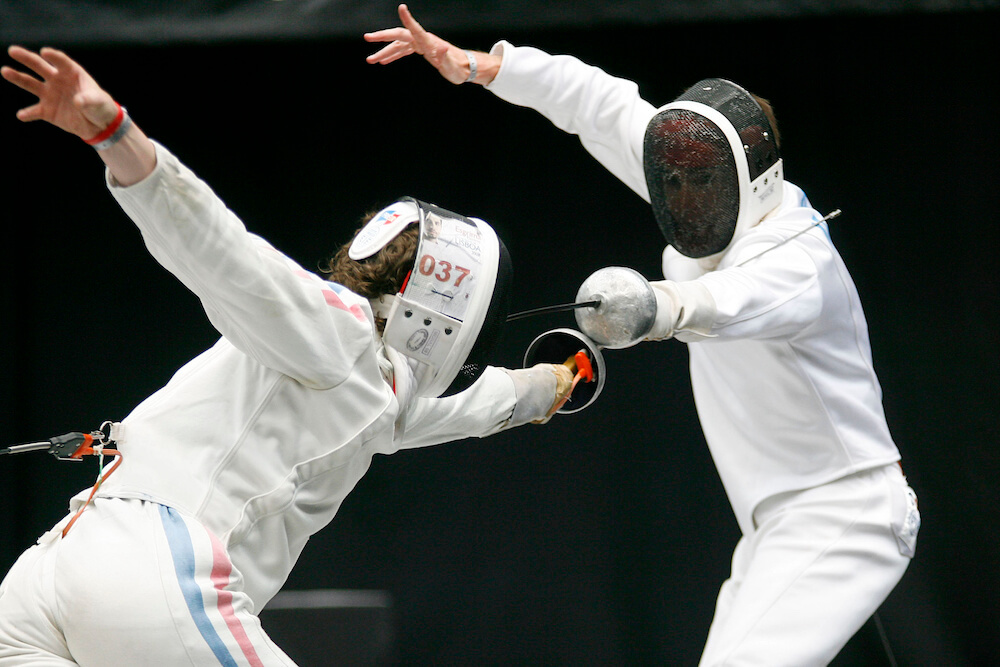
<box><xmin>646</xmin><ymin>284</ymin><xmax>681</xmax><ymax>340</ymax></box>
<box><xmin>83</xmin><ymin>102</ymin><xmax>133</xmax><ymax>151</ymax></box>
<box><xmin>501</xmin><ymin>366</ymin><xmax>558</xmax><ymax>427</ymax></box>
<box><xmin>463</xmin><ymin>50</ymin><xmax>478</xmax><ymax>83</ymax></box>
<box><xmin>550</xmin><ymin>364</ymin><xmax>574</xmax><ymax>400</ymax></box>
<box><xmin>647</xmin><ymin>280</ymin><xmax>718</xmax><ymax>341</ymax></box>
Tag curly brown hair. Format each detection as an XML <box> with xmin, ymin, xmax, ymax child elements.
<box><xmin>319</xmin><ymin>213</ymin><xmax>419</xmax><ymax>299</ymax></box>
<box><xmin>751</xmin><ymin>93</ymin><xmax>781</xmax><ymax>149</ymax></box>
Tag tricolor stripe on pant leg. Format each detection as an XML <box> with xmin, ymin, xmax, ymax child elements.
<box><xmin>158</xmin><ymin>505</ymin><xmax>265</xmax><ymax>667</ymax></box>
<box><xmin>206</xmin><ymin>527</ymin><xmax>266</xmax><ymax>666</ymax></box>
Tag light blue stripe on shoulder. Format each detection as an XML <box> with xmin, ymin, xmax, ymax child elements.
<box><xmin>158</xmin><ymin>504</ymin><xmax>239</xmax><ymax>667</ymax></box>
<box><xmin>796</xmin><ymin>188</ymin><xmax>832</xmax><ymax>242</ymax></box>
<box><xmin>325</xmin><ymin>280</ymin><xmax>347</xmax><ymax>293</ymax></box>
<box><xmin>818</xmin><ymin>221</ymin><xmax>832</xmax><ymax>242</ymax></box>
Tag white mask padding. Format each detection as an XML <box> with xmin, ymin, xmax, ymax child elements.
<box><xmin>367</xmin><ymin>198</ymin><xmax>503</xmax><ymax>398</ymax></box>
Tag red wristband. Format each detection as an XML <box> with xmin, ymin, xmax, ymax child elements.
<box><xmin>84</xmin><ymin>103</ymin><xmax>125</xmax><ymax>146</ymax></box>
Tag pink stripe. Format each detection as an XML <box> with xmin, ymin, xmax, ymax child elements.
<box><xmin>206</xmin><ymin>530</ymin><xmax>266</xmax><ymax>667</ymax></box>
<box><xmin>293</xmin><ymin>268</ymin><xmax>367</xmax><ymax>323</ymax></box>
<box><xmin>322</xmin><ymin>288</ymin><xmax>368</xmax><ymax>322</ymax></box>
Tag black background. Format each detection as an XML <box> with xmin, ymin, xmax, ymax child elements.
<box><xmin>1</xmin><ymin>4</ymin><xmax>997</xmax><ymax>665</ymax></box>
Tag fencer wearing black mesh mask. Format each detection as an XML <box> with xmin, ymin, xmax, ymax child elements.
<box><xmin>366</xmin><ymin>7</ymin><xmax>920</xmax><ymax>666</ymax></box>
<box><xmin>643</xmin><ymin>78</ymin><xmax>783</xmax><ymax>259</ymax></box>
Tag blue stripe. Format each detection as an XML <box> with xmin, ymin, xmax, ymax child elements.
<box><xmin>818</xmin><ymin>220</ymin><xmax>832</xmax><ymax>242</ymax></box>
<box><xmin>799</xmin><ymin>190</ymin><xmax>833</xmax><ymax>242</ymax></box>
<box><xmin>325</xmin><ymin>280</ymin><xmax>347</xmax><ymax>293</ymax></box>
<box><xmin>158</xmin><ymin>505</ymin><xmax>238</xmax><ymax>667</ymax></box>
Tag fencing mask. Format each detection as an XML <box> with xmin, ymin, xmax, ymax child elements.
<box><xmin>349</xmin><ymin>197</ymin><xmax>512</xmax><ymax>398</ymax></box>
<box><xmin>643</xmin><ymin>78</ymin><xmax>783</xmax><ymax>258</ymax></box>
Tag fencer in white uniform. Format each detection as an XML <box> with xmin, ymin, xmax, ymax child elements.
<box><xmin>0</xmin><ymin>45</ymin><xmax>578</xmax><ymax>666</ymax></box>
<box><xmin>365</xmin><ymin>8</ymin><xmax>921</xmax><ymax>665</ymax></box>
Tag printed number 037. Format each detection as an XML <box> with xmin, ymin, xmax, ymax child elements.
<box><xmin>418</xmin><ymin>255</ymin><xmax>471</xmax><ymax>287</ymax></box>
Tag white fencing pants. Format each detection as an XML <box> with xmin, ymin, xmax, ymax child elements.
<box><xmin>0</xmin><ymin>497</ymin><xmax>298</xmax><ymax>666</ymax></box>
<box><xmin>699</xmin><ymin>463</ymin><xmax>919</xmax><ymax>667</ymax></box>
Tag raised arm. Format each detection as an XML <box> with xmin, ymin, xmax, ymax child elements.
<box><xmin>364</xmin><ymin>11</ymin><xmax>656</xmax><ymax>199</ymax></box>
<box><xmin>364</xmin><ymin>4</ymin><xmax>500</xmax><ymax>86</ymax></box>
<box><xmin>2</xmin><ymin>45</ymin><xmax>156</xmax><ymax>185</ymax></box>
<box><xmin>4</xmin><ymin>45</ymin><xmax>373</xmax><ymax>389</ymax></box>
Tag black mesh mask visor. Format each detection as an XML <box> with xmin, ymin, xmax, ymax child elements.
<box><xmin>643</xmin><ymin>78</ymin><xmax>782</xmax><ymax>258</ymax></box>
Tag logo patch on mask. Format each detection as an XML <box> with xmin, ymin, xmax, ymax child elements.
<box><xmin>349</xmin><ymin>201</ymin><xmax>421</xmax><ymax>260</ymax></box>
<box><xmin>406</xmin><ymin>329</ymin><xmax>429</xmax><ymax>352</ymax></box>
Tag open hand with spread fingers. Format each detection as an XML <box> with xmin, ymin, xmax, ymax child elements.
<box><xmin>364</xmin><ymin>4</ymin><xmax>498</xmax><ymax>85</ymax></box>
<box><xmin>2</xmin><ymin>45</ymin><xmax>120</xmax><ymax>140</ymax></box>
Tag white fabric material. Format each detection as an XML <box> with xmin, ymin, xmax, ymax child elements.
<box><xmin>0</xmin><ymin>498</ymin><xmax>298</xmax><ymax>666</ymax></box>
<box><xmin>502</xmin><ymin>366</ymin><xmax>558</xmax><ymax>427</ymax></box>
<box><xmin>0</xmin><ymin>141</ymin><xmax>557</xmax><ymax>664</ymax></box>
<box><xmin>671</xmin><ymin>192</ymin><xmax>901</xmax><ymax>533</ymax></box>
<box><xmin>487</xmin><ymin>41</ymin><xmax>916</xmax><ymax>663</ymax></box>
<box><xmin>700</xmin><ymin>464</ymin><xmax>918</xmax><ymax>666</ymax></box>
<box><xmin>97</xmin><ymin>142</ymin><xmax>529</xmax><ymax>609</ymax></box>
<box><xmin>647</xmin><ymin>279</ymin><xmax>717</xmax><ymax>341</ymax></box>
<box><xmin>488</xmin><ymin>42</ymin><xmax>902</xmax><ymax>534</ymax></box>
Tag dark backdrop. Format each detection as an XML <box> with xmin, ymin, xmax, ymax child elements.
<box><xmin>1</xmin><ymin>6</ymin><xmax>997</xmax><ymax>665</ymax></box>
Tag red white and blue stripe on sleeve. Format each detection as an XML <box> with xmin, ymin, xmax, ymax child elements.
<box><xmin>255</xmin><ymin>240</ymin><xmax>367</xmax><ymax>324</ymax></box>
<box><xmin>293</xmin><ymin>269</ymin><xmax>367</xmax><ymax>324</ymax></box>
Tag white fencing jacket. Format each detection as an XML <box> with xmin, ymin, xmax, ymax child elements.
<box><xmin>93</xmin><ymin>142</ymin><xmax>553</xmax><ymax>610</ymax></box>
<box><xmin>487</xmin><ymin>42</ymin><xmax>902</xmax><ymax>535</ymax></box>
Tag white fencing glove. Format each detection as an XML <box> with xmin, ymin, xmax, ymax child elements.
<box><xmin>646</xmin><ymin>280</ymin><xmax>718</xmax><ymax>341</ymax></box>
<box><xmin>503</xmin><ymin>362</ymin><xmax>577</xmax><ymax>427</ymax></box>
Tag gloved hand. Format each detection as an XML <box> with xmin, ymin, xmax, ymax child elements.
<box><xmin>532</xmin><ymin>351</ymin><xmax>592</xmax><ymax>423</ymax></box>
<box><xmin>645</xmin><ymin>280</ymin><xmax>718</xmax><ymax>341</ymax></box>
<box><xmin>549</xmin><ymin>362</ymin><xmax>576</xmax><ymax>411</ymax></box>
